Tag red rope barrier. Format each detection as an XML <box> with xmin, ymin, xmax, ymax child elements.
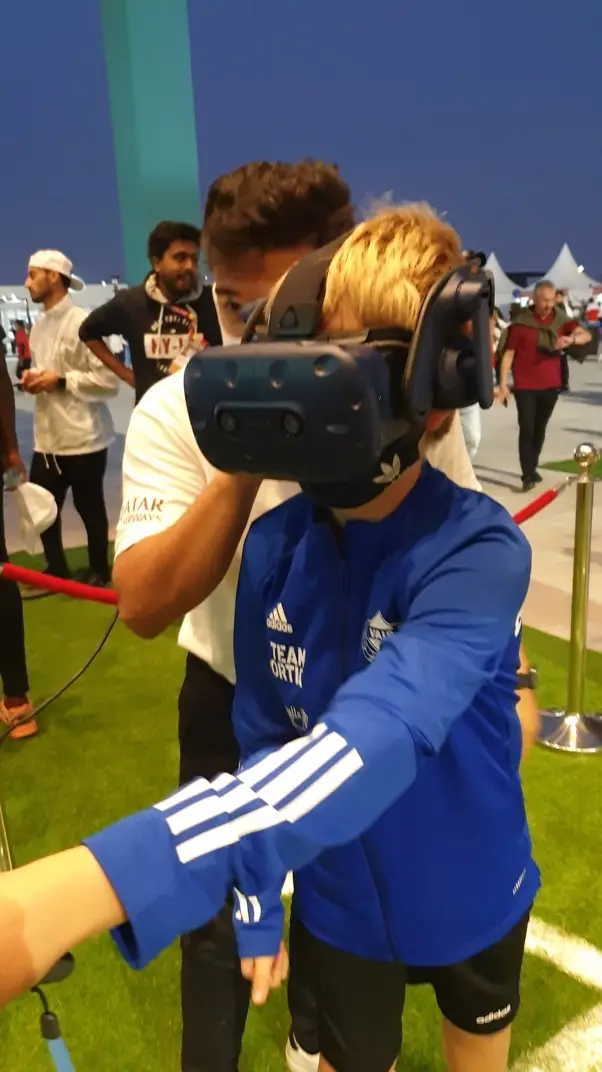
<box><xmin>510</xmin><ymin>474</ymin><xmax>578</xmax><ymax>527</ymax></box>
<box><xmin>0</xmin><ymin>563</ymin><xmax>118</xmax><ymax>605</ymax></box>
<box><xmin>0</xmin><ymin>474</ymin><xmax>580</xmax><ymax>606</ymax></box>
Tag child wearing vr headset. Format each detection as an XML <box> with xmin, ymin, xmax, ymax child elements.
<box><xmin>0</xmin><ymin>205</ymin><xmax>537</xmax><ymax>1072</ymax></box>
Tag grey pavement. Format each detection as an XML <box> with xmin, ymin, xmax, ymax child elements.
<box><xmin>4</xmin><ymin>356</ymin><xmax>602</xmax><ymax>650</ymax></box>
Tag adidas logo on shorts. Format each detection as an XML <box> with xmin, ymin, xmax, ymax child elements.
<box><xmin>266</xmin><ymin>603</ymin><xmax>293</xmax><ymax>634</ymax></box>
<box><xmin>476</xmin><ymin>1004</ymin><xmax>511</xmax><ymax>1026</ymax></box>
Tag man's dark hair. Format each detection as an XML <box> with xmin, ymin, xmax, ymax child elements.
<box><xmin>202</xmin><ymin>160</ymin><xmax>354</xmax><ymax>262</ymax></box>
<box><xmin>147</xmin><ymin>221</ymin><xmax>202</xmax><ymax>263</ymax></box>
<box><xmin>59</xmin><ymin>273</ymin><xmax>71</xmax><ymax>291</ymax></box>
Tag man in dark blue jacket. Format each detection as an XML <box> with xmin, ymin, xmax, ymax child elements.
<box><xmin>0</xmin><ymin>204</ymin><xmax>537</xmax><ymax>1072</ymax></box>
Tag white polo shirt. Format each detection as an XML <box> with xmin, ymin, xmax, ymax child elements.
<box><xmin>114</xmin><ymin>371</ymin><xmax>480</xmax><ymax>683</ymax></box>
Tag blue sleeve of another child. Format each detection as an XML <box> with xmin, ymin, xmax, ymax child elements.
<box><xmin>84</xmin><ymin>520</ymin><xmax>530</xmax><ymax>972</ymax></box>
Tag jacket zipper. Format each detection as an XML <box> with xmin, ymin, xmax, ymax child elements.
<box><xmin>340</xmin><ymin>562</ymin><xmax>349</xmax><ymax>681</ymax></box>
<box><xmin>336</xmin><ymin>532</ymin><xmax>398</xmax><ymax>961</ymax></box>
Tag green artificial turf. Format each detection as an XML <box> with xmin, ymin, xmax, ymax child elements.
<box><xmin>1</xmin><ymin>548</ymin><xmax>601</xmax><ymax>1070</ymax></box>
<box><xmin>543</xmin><ymin>456</ymin><xmax>602</xmax><ymax>479</ymax></box>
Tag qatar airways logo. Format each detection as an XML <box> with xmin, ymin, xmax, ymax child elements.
<box><xmin>120</xmin><ymin>496</ymin><xmax>164</xmax><ymax>526</ymax></box>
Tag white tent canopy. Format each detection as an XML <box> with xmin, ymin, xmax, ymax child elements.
<box><xmin>484</xmin><ymin>252</ymin><xmax>520</xmax><ymax>308</ymax></box>
<box><xmin>538</xmin><ymin>243</ymin><xmax>600</xmax><ymax>298</ymax></box>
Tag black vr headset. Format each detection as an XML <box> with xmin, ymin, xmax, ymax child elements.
<box><xmin>184</xmin><ymin>237</ymin><xmax>495</xmax><ymax>484</ymax></box>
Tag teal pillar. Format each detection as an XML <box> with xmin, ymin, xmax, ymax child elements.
<box><xmin>101</xmin><ymin>0</ymin><xmax>201</xmax><ymax>284</ymax></box>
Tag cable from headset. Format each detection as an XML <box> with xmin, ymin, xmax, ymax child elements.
<box><xmin>32</xmin><ymin>986</ymin><xmax>76</xmax><ymax>1072</ymax></box>
<box><xmin>0</xmin><ymin>610</ymin><xmax>119</xmax><ymax>748</ymax></box>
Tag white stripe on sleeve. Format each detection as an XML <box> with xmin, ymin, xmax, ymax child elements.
<box><xmin>259</xmin><ymin>732</ymin><xmax>347</xmax><ymax>807</ymax></box>
<box><xmin>176</xmin><ymin>744</ymin><xmax>363</xmax><ymax>864</ymax></box>
<box><xmin>239</xmin><ymin>724</ymin><xmax>328</xmax><ymax>789</ymax></box>
<box><xmin>233</xmin><ymin>888</ymin><xmax>249</xmax><ymax>923</ymax></box>
<box><xmin>166</xmin><ymin>782</ymin><xmax>258</xmax><ymax>837</ymax></box>
<box><xmin>154</xmin><ymin>772</ymin><xmax>235</xmax><ymax>814</ymax></box>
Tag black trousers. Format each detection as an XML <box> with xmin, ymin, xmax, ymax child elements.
<box><xmin>0</xmin><ymin>488</ymin><xmax>29</xmax><ymax>696</ymax></box>
<box><xmin>514</xmin><ymin>389</ymin><xmax>559</xmax><ymax>483</ymax></box>
<box><xmin>29</xmin><ymin>449</ymin><xmax>110</xmax><ymax>581</ymax></box>
<box><xmin>178</xmin><ymin>655</ymin><xmax>318</xmax><ymax>1072</ymax></box>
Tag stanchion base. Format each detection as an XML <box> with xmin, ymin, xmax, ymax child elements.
<box><xmin>538</xmin><ymin>710</ymin><xmax>602</xmax><ymax>753</ymax></box>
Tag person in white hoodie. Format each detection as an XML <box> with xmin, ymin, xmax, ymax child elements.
<box><xmin>22</xmin><ymin>251</ymin><xmax>119</xmax><ymax>586</ymax></box>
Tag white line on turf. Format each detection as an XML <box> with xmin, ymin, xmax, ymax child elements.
<box><xmin>511</xmin><ymin>1002</ymin><xmax>602</xmax><ymax>1071</ymax></box>
<box><xmin>282</xmin><ymin>872</ymin><xmax>294</xmax><ymax>896</ymax></box>
<box><xmin>526</xmin><ymin>917</ymin><xmax>602</xmax><ymax>992</ymax></box>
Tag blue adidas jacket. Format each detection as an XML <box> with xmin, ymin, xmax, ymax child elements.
<box><xmin>85</xmin><ymin>464</ymin><xmax>539</xmax><ymax>971</ymax></box>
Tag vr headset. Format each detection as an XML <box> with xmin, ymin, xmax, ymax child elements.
<box><xmin>184</xmin><ymin>238</ymin><xmax>495</xmax><ymax>483</ymax></box>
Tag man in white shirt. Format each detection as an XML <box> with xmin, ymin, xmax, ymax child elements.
<box><xmin>23</xmin><ymin>251</ymin><xmax>119</xmax><ymax>585</ymax></box>
<box><xmin>112</xmin><ymin>161</ymin><xmax>484</xmax><ymax>1072</ymax></box>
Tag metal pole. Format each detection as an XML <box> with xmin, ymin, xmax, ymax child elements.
<box><xmin>566</xmin><ymin>446</ymin><xmax>596</xmax><ymax>714</ymax></box>
<box><xmin>539</xmin><ymin>442</ymin><xmax>602</xmax><ymax>752</ymax></box>
<box><xmin>0</xmin><ymin>795</ymin><xmax>13</xmax><ymax>872</ymax></box>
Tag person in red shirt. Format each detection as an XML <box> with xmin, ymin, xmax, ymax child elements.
<box><xmin>13</xmin><ymin>320</ymin><xmax>32</xmax><ymax>380</ymax></box>
<box><xmin>498</xmin><ymin>281</ymin><xmax>591</xmax><ymax>490</ymax></box>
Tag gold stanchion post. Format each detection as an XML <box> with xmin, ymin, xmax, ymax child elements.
<box><xmin>0</xmin><ymin>796</ymin><xmax>13</xmax><ymax>872</ymax></box>
<box><xmin>539</xmin><ymin>442</ymin><xmax>602</xmax><ymax>752</ymax></box>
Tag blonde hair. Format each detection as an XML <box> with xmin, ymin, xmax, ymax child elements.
<box><xmin>321</xmin><ymin>203</ymin><xmax>464</xmax><ymax>333</ymax></box>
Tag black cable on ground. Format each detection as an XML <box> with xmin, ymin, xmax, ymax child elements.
<box><xmin>0</xmin><ymin>610</ymin><xmax>119</xmax><ymax>747</ymax></box>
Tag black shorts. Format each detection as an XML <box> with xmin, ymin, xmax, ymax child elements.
<box><xmin>293</xmin><ymin>912</ymin><xmax>530</xmax><ymax>1072</ymax></box>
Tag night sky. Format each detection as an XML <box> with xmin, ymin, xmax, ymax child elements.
<box><xmin>1</xmin><ymin>0</ymin><xmax>600</xmax><ymax>282</ymax></box>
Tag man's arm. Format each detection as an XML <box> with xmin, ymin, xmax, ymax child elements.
<box><xmin>81</xmin><ymin>339</ymin><xmax>133</xmax><ymax>388</ymax></box>
<box><xmin>516</xmin><ymin>641</ymin><xmax>540</xmax><ymax>758</ymax></box>
<box><xmin>498</xmin><ymin>348</ymin><xmax>515</xmax><ymax>403</ymax></box>
<box><xmin>22</xmin><ymin>333</ymin><xmax>121</xmax><ymax>402</ymax></box>
<box><xmin>79</xmin><ymin>296</ymin><xmax>134</xmax><ymax>388</ymax></box>
<box><xmin>111</xmin><ymin>377</ymin><xmax>261</xmax><ymax>637</ymax></box>
<box><xmin>560</xmin><ymin>324</ymin><xmax>592</xmax><ymax>347</ymax></box>
<box><xmin>63</xmin><ymin>317</ymin><xmax>121</xmax><ymax>400</ymax></box>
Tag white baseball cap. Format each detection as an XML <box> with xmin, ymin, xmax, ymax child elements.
<box><xmin>13</xmin><ymin>482</ymin><xmax>58</xmax><ymax>555</ymax></box>
<box><xmin>28</xmin><ymin>250</ymin><xmax>85</xmax><ymax>291</ymax></box>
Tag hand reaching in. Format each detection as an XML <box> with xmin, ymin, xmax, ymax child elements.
<box><xmin>240</xmin><ymin>940</ymin><xmax>289</xmax><ymax>1006</ymax></box>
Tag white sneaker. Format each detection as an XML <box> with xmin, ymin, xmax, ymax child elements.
<box><xmin>285</xmin><ymin>1032</ymin><xmax>320</xmax><ymax>1072</ymax></box>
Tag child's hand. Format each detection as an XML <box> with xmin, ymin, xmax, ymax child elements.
<box><xmin>240</xmin><ymin>940</ymin><xmax>289</xmax><ymax>1006</ymax></box>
